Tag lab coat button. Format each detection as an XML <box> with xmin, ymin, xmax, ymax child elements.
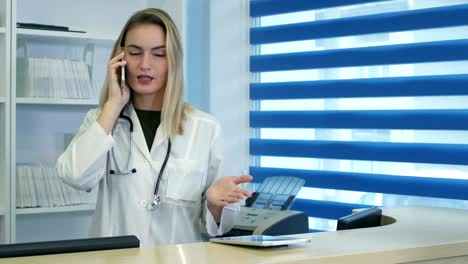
<box><xmin>139</xmin><ymin>200</ymin><xmax>148</xmax><ymax>208</ymax></box>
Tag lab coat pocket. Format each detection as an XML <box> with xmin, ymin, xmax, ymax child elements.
<box><xmin>165</xmin><ymin>158</ymin><xmax>204</xmax><ymax>206</ymax></box>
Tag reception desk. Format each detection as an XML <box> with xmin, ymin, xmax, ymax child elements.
<box><xmin>1</xmin><ymin>206</ymin><xmax>468</xmax><ymax>264</ymax></box>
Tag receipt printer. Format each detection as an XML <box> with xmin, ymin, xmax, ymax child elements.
<box><xmin>224</xmin><ymin>207</ymin><xmax>309</xmax><ymax>236</ymax></box>
<box><xmin>223</xmin><ymin>176</ymin><xmax>309</xmax><ymax>236</ymax></box>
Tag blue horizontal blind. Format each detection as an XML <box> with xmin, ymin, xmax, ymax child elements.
<box><xmin>249</xmin><ymin>0</ymin><xmax>468</xmax><ymax>226</ymax></box>
<box><xmin>250</xmin><ymin>0</ymin><xmax>389</xmax><ymax>17</ymax></box>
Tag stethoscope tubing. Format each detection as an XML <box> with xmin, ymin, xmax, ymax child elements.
<box><xmin>109</xmin><ymin>108</ymin><xmax>171</xmax><ymax>210</ymax></box>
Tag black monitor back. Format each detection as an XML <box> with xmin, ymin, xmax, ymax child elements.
<box><xmin>0</xmin><ymin>235</ymin><xmax>139</xmax><ymax>258</ymax></box>
<box><xmin>337</xmin><ymin>207</ymin><xmax>382</xmax><ymax>231</ymax></box>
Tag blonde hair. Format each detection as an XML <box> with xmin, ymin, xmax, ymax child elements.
<box><xmin>99</xmin><ymin>8</ymin><xmax>192</xmax><ymax>136</ymax></box>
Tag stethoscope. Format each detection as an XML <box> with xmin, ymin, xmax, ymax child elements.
<box><xmin>109</xmin><ymin>109</ymin><xmax>171</xmax><ymax>210</ymax></box>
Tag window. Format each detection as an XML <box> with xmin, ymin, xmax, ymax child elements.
<box><xmin>250</xmin><ymin>0</ymin><xmax>468</xmax><ymax>231</ymax></box>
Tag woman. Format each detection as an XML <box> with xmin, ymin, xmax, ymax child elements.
<box><xmin>57</xmin><ymin>8</ymin><xmax>252</xmax><ymax>247</ymax></box>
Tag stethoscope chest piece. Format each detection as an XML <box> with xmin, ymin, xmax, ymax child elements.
<box><xmin>148</xmin><ymin>195</ymin><xmax>161</xmax><ymax>210</ymax></box>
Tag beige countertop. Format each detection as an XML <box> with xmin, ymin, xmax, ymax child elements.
<box><xmin>2</xmin><ymin>206</ymin><xmax>468</xmax><ymax>264</ymax></box>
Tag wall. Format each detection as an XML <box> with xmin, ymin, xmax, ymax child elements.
<box><xmin>208</xmin><ymin>0</ymin><xmax>250</xmax><ymax>176</ymax></box>
<box><xmin>150</xmin><ymin>0</ymin><xmax>250</xmax><ymax>176</ymax></box>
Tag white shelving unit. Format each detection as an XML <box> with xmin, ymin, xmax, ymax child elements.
<box><xmin>2</xmin><ymin>0</ymin><xmax>187</xmax><ymax>245</ymax></box>
<box><xmin>10</xmin><ymin>1</ymin><xmax>120</xmax><ymax>243</ymax></box>
<box><xmin>17</xmin><ymin>28</ymin><xmax>115</xmax><ymax>43</ymax></box>
<box><xmin>16</xmin><ymin>97</ymin><xmax>98</xmax><ymax>106</ymax></box>
<box><xmin>0</xmin><ymin>0</ymin><xmax>12</xmax><ymax>246</ymax></box>
<box><xmin>9</xmin><ymin>0</ymin><xmax>145</xmax><ymax>244</ymax></box>
<box><xmin>16</xmin><ymin>204</ymin><xmax>95</xmax><ymax>215</ymax></box>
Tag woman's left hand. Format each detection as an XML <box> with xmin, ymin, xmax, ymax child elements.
<box><xmin>206</xmin><ymin>175</ymin><xmax>253</xmax><ymax>223</ymax></box>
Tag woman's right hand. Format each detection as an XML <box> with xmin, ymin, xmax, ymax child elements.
<box><xmin>106</xmin><ymin>52</ymin><xmax>130</xmax><ymax>109</ymax></box>
<box><xmin>97</xmin><ymin>52</ymin><xmax>131</xmax><ymax>134</ymax></box>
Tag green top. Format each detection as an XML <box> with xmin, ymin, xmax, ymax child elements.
<box><xmin>134</xmin><ymin>108</ymin><xmax>161</xmax><ymax>151</ymax></box>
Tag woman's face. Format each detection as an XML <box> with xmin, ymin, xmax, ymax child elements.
<box><xmin>123</xmin><ymin>24</ymin><xmax>168</xmax><ymax>97</ymax></box>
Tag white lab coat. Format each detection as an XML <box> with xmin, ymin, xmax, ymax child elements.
<box><xmin>56</xmin><ymin>104</ymin><xmax>238</xmax><ymax>247</ymax></box>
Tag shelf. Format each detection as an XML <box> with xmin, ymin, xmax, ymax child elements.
<box><xmin>0</xmin><ymin>27</ymin><xmax>5</xmax><ymax>33</ymax></box>
<box><xmin>16</xmin><ymin>204</ymin><xmax>95</xmax><ymax>215</ymax></box>
<box><xmin>16</xmin><ymin>97</ymin><xmax>98</xmax><ymax>106</ymax></box>
<box><xmin>0</xmin><ymin>97</ymin><xmax>5</xmax><ymax>103</ymax></box>
<box><xmin>17</xmin><ymin>28</ymin><xmax>115</xmax><ymax>44</ymax></box>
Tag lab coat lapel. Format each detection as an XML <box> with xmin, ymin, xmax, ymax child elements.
<box><xmin>128</xmin><ymin>104</ymin><xmax>153</xmax><ymax>162</ymax></box>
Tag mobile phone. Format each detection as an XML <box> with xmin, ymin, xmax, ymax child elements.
<box><xmin>120</xmin><ymin>63</ymin><xmax>125</xmax><ymax>95</ymax></box>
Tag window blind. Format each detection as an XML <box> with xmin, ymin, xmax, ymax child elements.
<box><xmin>249</xmin><ymin>0</ymin><xmax>468</xmax><ymax>229</ymax></box>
